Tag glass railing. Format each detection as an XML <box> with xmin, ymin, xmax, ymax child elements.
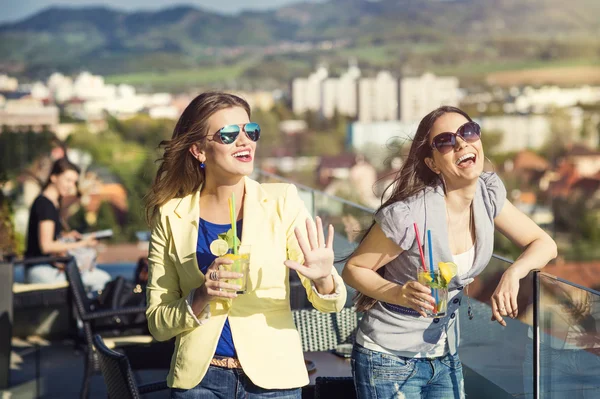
<box><xmin>533</xmin><ymin>272</ymin><xmax>600</xmax><ymax>398</ymax></box>
<box><xmin>253</xmin><ymin>169</ymin><xmax>600</xmax><ymax>398</ymax></box>
<box><xmin>460</xmin><ymin>255</ymin><xmax>535</xmax><ymax>398</ymax></box>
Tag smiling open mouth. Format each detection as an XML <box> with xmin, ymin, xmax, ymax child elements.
<box><xmin>232</xmin><ymin>150</ymin><xmax>252</xmax><ymax>162</ymax></box>
<box><xmin>455</xmin><ymin>153</ymin><xmax>476</xmax><ymax>168</ymax></box>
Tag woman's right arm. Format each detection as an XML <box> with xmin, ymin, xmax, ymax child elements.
<box><xmin>146</xmin><ymin>216</ymin><xmax>201</xmax><ymax>341</ymax></box>
<box><xmin>342</xmin><ymin>223</ymin><xmax>435</xmax><ymax>317</ymax></box>
<box><xmin>39</xmin><ymin>220</ymin><xmax>96</xmax><ymax>254</ymax></box>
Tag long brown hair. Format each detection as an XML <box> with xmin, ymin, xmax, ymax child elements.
<box><xmin>145</xmin><ymin>92</ymin><xmax>251</xmax><ymax>224</ymax></box>
<box><xmin>354</xmin><ymin>106</ymin><xmax>473</xmax><ymax>311</ymax></box>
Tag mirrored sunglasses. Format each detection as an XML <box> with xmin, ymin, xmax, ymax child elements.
<box><xmin>215</xmin><ymin>123</ymin><xmax>261</xmax><ymax>144</ymax></box>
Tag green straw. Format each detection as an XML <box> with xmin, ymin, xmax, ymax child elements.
<box><xmin>229</xmin><ymin>193</ymin><xmax>238</xmax><ymax>255</ymax></box>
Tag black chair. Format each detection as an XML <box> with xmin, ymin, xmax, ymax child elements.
<box><xmin>314</xmin><ymin>376</ymin><xmax>356</xmax><ymax>399</ymax></box>
<box><xmin>63</xmin><ymin>258</ymin><xmax>160</xmax><ymax>398</ymax></box>
<box><xmin>292</xmin><ymin>307</ymin><xmax>359</xmax><ymax>352</ymax></box>
<box><xmin>92</xmin><ymin>335</ymin><xmax>168</xmax><ymax>399</ymax></box>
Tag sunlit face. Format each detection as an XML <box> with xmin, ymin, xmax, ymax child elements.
<box><xmin>198</xmin><ymin>106</ymin><xmax>256</xmax><ymax>181</ymax></box>
<box><xmin>427</xmin><ymin>112</ymin><xmax>484</xmax><ymax>184</ymax></box>
<box><xmin>50</xmin><ymin>170</ymin><xmax>79</xmax><ymax>197</ymax></box>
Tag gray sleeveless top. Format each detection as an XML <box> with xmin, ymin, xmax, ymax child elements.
<box><xmin>358</xmin><ymin>172</ymin><xmax>507</xmax><ymax>354</ymax></box>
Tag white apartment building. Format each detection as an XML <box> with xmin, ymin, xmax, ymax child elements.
<box><xmin>513</xmin><ymin>85</ymin><xmax>600</xmax><ymax>113</ymax></box>
<box><xmin>292</xmin><ymin>65</ymin><xmax>328</xmax><ymax>115</ymax></box>
<box><xmin>478</xmin><ymin>114</ymin><xmax>552</xmax><ymax>153</ymax></box>
<box><xmin>399</xmin><ymin>72</ymin><xmax>459</xmax><ymax>122</ymax></box>
<box><xmin>358</xmin><ymin>71</ymin><xmax>399</xmax><ymax>122</ymax></box>
<box><xmin>322</xmin><ymin>63</ymin><xmax>361</xmax><ymax>118</ymax></box>
<box><xmin>0</xmin><ymin>98</ymin><xmax>59</xmax><ymax>131</ymax></box>
<box><xmin>293</xmin><ymin>67</ymin><xmax>458</xmax><ymax>123</ymax></box>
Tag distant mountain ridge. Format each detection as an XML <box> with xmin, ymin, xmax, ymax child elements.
<box><xmin>1</xmin><ymin>0</ymin><xmax>599</xmax><ymax>80</ymax></box>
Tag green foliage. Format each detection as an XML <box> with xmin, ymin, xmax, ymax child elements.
<box><xmin>480</xmin><ymin>129</ymin><xmax>504</xmax><ymax>157</ymax></box>
<box><xmin>0</xmin><ymin>130</ymin><xmax>55</xmax><ymax>180</ymax></box>
<box><xmin>539</xmin><ymin>108</ymin><xmax>575</xmax><ymax>163</ymax></box>
<box><xmin>0</xmin><ymin>191</ymin><xmax>18</xmax><ymax>257</ymax></box>
<box><xmin>107</xmin><ymin>114</ymin><xmax>174</xmax><ymax>146</ymax></box>
<box><xmin>3</xmin><ymin>1</ymin><xmax>599</xmax><ymax>84</ymax></box>
<box><xmin>252</xmin><ymin>109</ymin><xmax>282</xmax><ymax>158</ymax></box>
<box><xmin>494</xmin><ymin>231</ymin><xmax>522</xmax><ymax>260</ymax></box>
<box><xmin>68</xmin><ymin>205</ymin><xmax>89</xmax><ymax>233</ymax></box>
<box><xmin>94</xmin><ymin>201</ymin><xmax>121</xmax><ymax>241</ymax></box>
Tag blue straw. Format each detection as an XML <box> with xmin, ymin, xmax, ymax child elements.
<box><xmin>427</xmin><ymin>230</ymin><xmax>439</xmax><ymax>308</ymax></box>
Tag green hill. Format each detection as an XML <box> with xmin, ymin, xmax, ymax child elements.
<box><xmin>1</xmin><ymin>0</ymin><xmax>598</xmax><ymax>87</ymax></box>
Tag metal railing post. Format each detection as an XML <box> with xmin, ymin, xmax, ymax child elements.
<box><xmin>533</xmin><ymin>270</ymin><xmax>540</xmax><ymax>399</ymax></box>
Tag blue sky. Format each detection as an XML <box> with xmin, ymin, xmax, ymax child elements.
<box><xmin>0</xmin><ymin>0</ymin><xmax>325</xmax><ymax>23</ymax></box>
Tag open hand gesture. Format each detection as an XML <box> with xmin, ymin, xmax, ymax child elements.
<box><xmin>284</xmin><ymin>216</ymin><xmax>334</xmax><ymax>284</ymax></box>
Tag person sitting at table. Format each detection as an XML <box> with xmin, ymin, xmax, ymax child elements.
<box><xmin>24</xmin><ymin>157</ymin><xmax>110</xmax><ymax>292</ymax></box>
<box><xmin>342</xmin><ymin>106</ymin><xmax>557</xmax><ymax>398</ymax></box>
<box><xmin>144</xmin><ymin>91</ymin><xmax>347</xmax><ymax>398</ymax></box>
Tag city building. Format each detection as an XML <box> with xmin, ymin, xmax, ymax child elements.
<box><xmin>292</xmin><ymin>65</ymin><xmax>328</xmax><ymax>115</ymax></box>
<box><xmin>0</xmin><ymin>98</ymin><xmax>59</xmax><ymax>132</ymax></box>
<box><xmin>399</xmin><ymin>72</ymin><xmax>460</xmax><ymax>122</ymax></box>
<box><xmin>358</xmin><ymin>71</ymin><xmax>399</xmax><ymax>122</ymax></box>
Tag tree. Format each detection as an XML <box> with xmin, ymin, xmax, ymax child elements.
<box><xmin>0</xmin><ymin>130</ymin><xmax>54</xmax><ymax>180</ymax></box>
<box><xmin>94</xmin><ymin>201</ymin><xmax>122</xmax><ymax>241</ymax></box>
<box><xmin>68</xmin><ymin>205</ymin><xmax>89</xmax><ymax>234</ymax></box>
<box><xmin>252</xmin><ymin>109</ymin><xmax>281</xmax><ymax>158</ymax></box>
<box><xmin>120</xmin><ymin>155</ymin><xmax>159</xmax><ymax>240</ymax></box>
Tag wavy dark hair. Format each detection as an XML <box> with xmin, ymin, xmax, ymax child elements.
<box><xmin>145</xmin><ymin>91</ymin><xmax>251</xmax><ymax>224</ymax></box>
<box><xmin>354</xmin><ymin>106</ymin><xmax>473</xmax><ymax>311</ymax></box>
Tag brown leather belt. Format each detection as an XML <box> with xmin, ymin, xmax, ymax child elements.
<box><xmin>210</xmin><ymin>356</ymin><xmax>242</xmax><ymax>369</ymax></box>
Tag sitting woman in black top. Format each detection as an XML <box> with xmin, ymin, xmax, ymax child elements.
<box><xmin>25</xmin><ymin>157</ymin><xmax>110</xmax><ymax>291</ymax></box>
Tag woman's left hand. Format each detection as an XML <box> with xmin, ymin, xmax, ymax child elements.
<box><xmin>284</xmin><ymin>216</ymin><xmax>334</xmax><ymax>284</ymax></box>
<box><xmin>490</xmin><ymin>269</ymin><xmax>522</xmax><ymax>326</ymax></box>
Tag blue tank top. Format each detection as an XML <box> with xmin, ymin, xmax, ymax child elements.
<box><xmin>196</xmin><ymin>218</ymin><xmax>243</xmax><ymax>358</ymax></box>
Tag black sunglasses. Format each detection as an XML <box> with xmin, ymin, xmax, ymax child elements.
<box><xmin>214</xmin><ymin>123</ymin><xmax>261</xmax><ymax>144</ymax></box>
<box><xmin>431</xmin><ymin>121</ymin><xmax>481</xmax><ymax>154</ymax></box>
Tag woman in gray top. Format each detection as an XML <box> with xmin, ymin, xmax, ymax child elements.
<box><xmin>342</xmin><ymin>106</ymin><xmax>557</xmax><ymax>399</ymax></box>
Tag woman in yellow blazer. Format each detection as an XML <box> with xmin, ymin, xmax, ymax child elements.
<box><xmin>145</xmin><ymin>91</ymin><xmax>347</xmax><ymax>398</ymax></box>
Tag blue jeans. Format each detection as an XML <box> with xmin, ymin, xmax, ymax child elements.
<box><xmin>351</xmin><ymin>343</ymin><xmax>465</xmax><ymax>399</ymax></box>
<box><xmin>171</xmin><ymin>365</ymin><xmax>302</xmax><ymax>399</ymax></box>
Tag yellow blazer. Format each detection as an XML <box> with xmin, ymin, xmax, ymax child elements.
<box><xmin>146</xmin><ymin>177</ymin><xmax>347</xmax><ymax>389</ymax></box>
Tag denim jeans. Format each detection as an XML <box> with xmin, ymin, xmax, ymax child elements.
<box><xmin>351</xmin><ymin>343</ymin><xmax>465</xmax><ymax>399</ymax></box>
<box><xmin>171</xmin><ymin>365</ymin><xmax>302</xmax><ymax>399</ymax></box>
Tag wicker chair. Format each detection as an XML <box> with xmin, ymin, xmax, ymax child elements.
<box><xmin>292</xmin><ymin>307</ymin><xmax>358</xmax><ymax>352</ymax></box>
<box><xmin>93</xmin><ymin>335</ymin><xmax>168</xmax><ymax>399</ymax></box>
<box><xmin>64</xmin><ymin>259</ymin><xmax>170</xmax><ymax>398</ymax></box>
<box><xmin>314</xmin><ymin>376</ymin><xmax>356</xmax><ymax>399</ymax></box>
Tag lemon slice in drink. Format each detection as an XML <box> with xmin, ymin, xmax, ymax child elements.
<box><xmin>210</xmin><ymin>239</ymin><xmax>229</xmax><ymax>256</ymax></box>
<box><xmin>438</xmin><ymin>262</ymin><xmax>458</xmax><ymax>284</ymax></box>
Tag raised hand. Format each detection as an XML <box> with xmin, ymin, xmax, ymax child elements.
<box><xmin>284</xmin><ymin>216</ymin><xmax>335</xmax><ymax>285</ymax></box>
